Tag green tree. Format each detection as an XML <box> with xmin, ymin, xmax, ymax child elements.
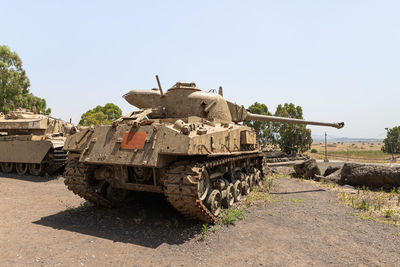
<box><xmin>0</xmin><ymin>45</ymin><xmax>50</xmax><ymax>114</ymax></box>
<box><xmin>245</xmin><ymin>102</ymin><xmax>273</xmax><ymax>144</ymax></box>
<box><xmin>272</xmin><ymin>103</ymin><xmax>312</xmax><ymax>154</ymax></box>
<box><xmin>381</xmin><ymin>126</ymin><xmax>400</xmax><ymax>155</ymax></box>
<box><xmin>79</xmin><ymin>103</ymin><xmax>122</xmax><ymax>126</ymax></box>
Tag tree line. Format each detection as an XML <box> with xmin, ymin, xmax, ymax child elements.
<box><xmin>245</xmin><ymin>102</ymin><xmax>312</xmax><ymax>154</ymax></box>
<box><xmin>0</xmin><ymin>45</ymin><xmax>50</xmax><ymax>114</ymax></box>
<box><xmin>2</xmin><ymin>44</ymin><xmax>399</xmax><ymax>156</ymax></box>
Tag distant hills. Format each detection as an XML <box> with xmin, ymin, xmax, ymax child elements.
<box><xmin>312</xmin><ymin>135</ymin><xmax>383</xmax><ymax>143</ymax></box>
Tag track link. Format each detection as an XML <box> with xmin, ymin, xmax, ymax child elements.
<box><xmin>63</xmin><ymin>153</ymin><xmax>112</xmax><ymax>208</ymax></box>
<box><xmin>164</xmin><ymin>153</ymin><xmax>265</xmax><ymax>223</ymax></box>
<box><xmin>45</xmin><ymin>148</ymin><xmax>68</xmax><ymax>174</ymax></box>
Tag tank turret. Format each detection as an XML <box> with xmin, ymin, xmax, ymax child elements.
<box><xmin>0</xmin><ymin>108</ymin><xmax>76</xmax><ymax>136</ymax></box>
<box><xmin>123</xmin><ymin>80</ymin><xmax>344</xmax><ymax>129</ymax></box>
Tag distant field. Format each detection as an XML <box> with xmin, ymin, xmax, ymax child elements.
<box><xmin>306</xmin><ymin>141</ymin><xmax>397</xmax><ymax>163</ymax></box>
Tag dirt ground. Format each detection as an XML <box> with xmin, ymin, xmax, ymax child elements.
<box><xmin>1</xmin><ymin>173</ymin><xmax>400</xmax><ymax>266</ymax></box>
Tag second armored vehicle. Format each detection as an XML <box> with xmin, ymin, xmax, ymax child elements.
<box><xmin>63</xmin><ymin>78</ymin><xmax>344</xmax><ymax>222</ymax></box>
<box><xmin>0</xmin><ymin>109</ymin><xmax>76</xmax><ymax>176</ymax></box>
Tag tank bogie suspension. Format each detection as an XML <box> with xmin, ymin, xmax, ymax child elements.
<box><xmin>64</xmin><ymin>154</ymin><xmax>267</xmax><ymax>223</ymax></box>
<box><xmin>205</xmin><ymin>157</ymin><xmax>261</xmax><ymax>211</ymax></box>
<box><xmin>164</xmin><ymin>154</ymin><xmax>266</xmax><ymax>223</ymax></box>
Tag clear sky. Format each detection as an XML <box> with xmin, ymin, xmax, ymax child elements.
<box><xmin>1</xmin><ymin>0</ymin><xmax>399</xmax><ymax>139</ymax></box>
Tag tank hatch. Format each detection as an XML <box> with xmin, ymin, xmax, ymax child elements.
<box><xmin>168</xmin><ymin>82</ymin><xmax>200</xmax><ymax>91</ymax></box>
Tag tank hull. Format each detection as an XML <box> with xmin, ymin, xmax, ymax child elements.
<box><xmin>0</xmin><ymin>139</ymin><xmax>52</xmax><ymax>164</ymax></box>
<box><xmin>0</xmin><ymin>136</ymin><xmax>68</xmax><ymax>175</ymax></box>
<box><xmin>0</xmin><ymin>109</ymin><xmax>75</xmax><ymax>176</ymax></box>
<box><xmin>62</xmin><ymin>116</ymin><xmax>268</xmax><ymax>223</ymax></box>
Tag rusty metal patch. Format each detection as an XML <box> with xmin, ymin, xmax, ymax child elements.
<box><xmin>121</xmin><ymin>132</ymin><xmax>147</xmax><ymax>150</ymax></box>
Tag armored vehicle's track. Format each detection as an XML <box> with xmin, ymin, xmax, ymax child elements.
<box><xmin>164</xmin><ymin>153</ymin><xmax>267</xmax><ymax>223</ymax></box>
<box><xmin>46</xmin><ymin>148</ymin><xmax>68</xmax><ymax>174</ymax></box>
<box><xmin>63</xmin><ymin>153</ymin><xmax>112</xmax><ymax>208</ymax></box>
<box><xmin>64</xmin><ymin>152</ymin><xmax>267</xmax><ymax>223</ymax></box>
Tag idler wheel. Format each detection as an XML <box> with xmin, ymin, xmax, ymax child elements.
<box><xmin>106</xmin><ymin>185</ymin><xmax>127</xmax><ymax>204</ymax></box>
<box><xmin>1</xmin><ymin>162</ymin><xmax>14</xmax><ymax>173</ymax></box>
<box><xmin>233</xmin><ymin>180</ymin><xmax>242</xmax><ymax>202</ymax></box>
<box><xmin>242</xmin><ymin>177</ymin><xmax>250</xmax><ymax>195</ymax></box>
<box><xmin>29</xmin><ymin>163</ymin><xmax>45</xmax><ymax>176</ymax></box>
<box><xmin>222</xmin><ymin>184</ymin><xmax>235</xmax><ymax>208</ymax></box>
<box><xmin>198</xmin><ymin>169</ymin><xmax>210</xmax><ymax>201</ymax></box>
<box><xmin>206</xmin><ymin>189</ymin><xmax>222</xmax><ymax>216</ymax></box>
<box><xmin>16</xmin><ymin>163</ymin><xmax>28</xmax><ymax>175</ymax></box>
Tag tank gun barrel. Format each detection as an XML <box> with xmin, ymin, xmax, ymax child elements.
<box><xmin>245</xmin><ymin>113</ymin><xmax>344</xmax><ymax>129</ymax></box>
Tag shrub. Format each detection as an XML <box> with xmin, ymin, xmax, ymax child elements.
<box><xmin>310</xmin><ymin>148</ymin><xmax>318</xmax><ymax>153</ymax></box>
<box><xmin>219</xmin><ymin>206</ymin><xmax>246</xmax><ymax>225</ymax></box>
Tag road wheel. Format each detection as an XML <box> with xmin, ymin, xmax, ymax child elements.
<box><xmin>248</xmin><ymin>174</ymin><xmax>254</xmax><ymax>191</ymax></box>
<box><xmin>233</xmin><ymin>180</ymin><xmax>242</xmax><ymax>202</ymax></box>
<box><xmin>242</xmin><ymin>176</ymin><xmax>251</xmax><ymax>195</ymax></box>
<box><xmin>206</xmin><ymin>189</ymin><xmax>222</xmax><ymax>216</ymax></box>
<box><xmin>1</xmin><ymin>162</ymin><xmax>14</xmax><ymax>173</ymax></box>
<box><xmin>222</xmin><ymin>184</ymin><xmax>234</xmax><ymax>208</ymax></box>
<box><xmin>29</xmin><ymin>163</ymin><xmax>45</xmax><ymax>176</ymax></box>
<box><xmin>198</xmin><ymin>169</ymin><xmax>210</xmax><ymax>201</ymax></box>
<box><xmin>253</xmin><ymin>169</ymin><xmax>262</xmax><ymax>187</ymax></box>
<box><xmin>16</xmin><ymin>163</ymin><xmax>28</xmax><ymax>175</ymax></box>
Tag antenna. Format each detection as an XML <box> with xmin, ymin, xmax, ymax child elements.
<box><xmin>218</xmin><ymin>86</ymin><xmax>223</xmax><ymax>96</ymax></box>
<box><xmin>155</xmin><ymin>75</ymin><xmax>164</xmax><ymax>96</ymax></box>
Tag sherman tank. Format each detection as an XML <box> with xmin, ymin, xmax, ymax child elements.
<box><xmin>63</xmin><ymin>77</ymin><xmax>344</xmax><ymax>223</ymax></box>
<box><xmin>0</xmin><ymin>109</ymin><xmax>76</xmax><ymax>176</ymax></box>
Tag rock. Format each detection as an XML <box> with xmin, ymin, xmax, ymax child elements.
<box><xmin>341</xmin><ymin>185</ymin><xmax>355</xmax><ymax>189</ymax></box>
<box><xmin>271</xmin><ymin>166</ymin><xmax>295</xmax><ymax>176</ymax></box>
<box><xmin>294</xmin><ymin>158</ymin><xmax>321</xmax><ymax>179</ymax></box>
<box><xmin>324</xmin><ymin>168</ymin><xmax>342</xmax><ymax>184</ymax></box>
<box><xmin>341</xmin><ymin>184</ymin><xmax>357</xmax><ymax>194</ymax></box>
<box><xmin>324</xmin><ymin>166</ymin><xmax>341</xmax><ymax>177</ymax></box>
<box><xmin>339</xmin><ymin>163</ymin><xmax>400</xmax><ymax>187</ymax></box>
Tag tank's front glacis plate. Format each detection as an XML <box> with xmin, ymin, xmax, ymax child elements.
<box><xmin>79</xmin><ymin>124</ymin><xmax>159</xmax><ymax>167</ymax></box>
<box><xmin>78</xmin><ymin>123</ymin><xmax>194</xmax><ymax>167</ymax></box>
<box><xmin>79</xmin><ymin>120</ymin><xmax>257</xmax><ymax>168</ymax></box>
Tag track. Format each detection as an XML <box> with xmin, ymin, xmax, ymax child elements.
<box><xmin>164</xmin><ymin>153</ymin><xmax>266</xmax><ymax>223</ymax></box>
<box><xmin>63</xmin><ymin>152</ymin><xmax>267</xmax><ymax>223</ymax></box>
<box><xmin>45</xmin><ymin>148</ymin><xmax>68</xmax><ymax>174</ymax></box>
<box><xmin>63</xmin><ymin>153</ymin><xmax>112</xmax><ymax>208</ymax></box>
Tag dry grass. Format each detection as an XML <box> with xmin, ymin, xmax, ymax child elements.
<box><xmin>337</xmin><ymin>187</ymin><xmax>400</xmax><ymax>226</ymax></box>
<box><xmin>245</xmin><ymin>175</ymin><xmax>275</xmax><ymax>206</ymax></box>
<box><xmin>306</xmin><ymin>141</ymin><xmax>396</xmax><ymax>163</ymax></box>
<box><xmin>297</xmin><ymin>177</ymin><xmax>400</xmax><ymax>227</ymax></box>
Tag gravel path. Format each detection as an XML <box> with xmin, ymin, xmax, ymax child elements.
<box><xmin>0</xmin><ymin>174</ymin><xmax>399</xmax><ymax>266</ymax></box>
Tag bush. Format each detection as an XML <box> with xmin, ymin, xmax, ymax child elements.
<box><xmin>310</xmin><ymin>148</ymin><xmax>318</xmax><ymax>153</ymax></box>
<box><xmin>219</xmin><ymin>206</ymin><xmax>246</xmax><ymax>225</ymax></box>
